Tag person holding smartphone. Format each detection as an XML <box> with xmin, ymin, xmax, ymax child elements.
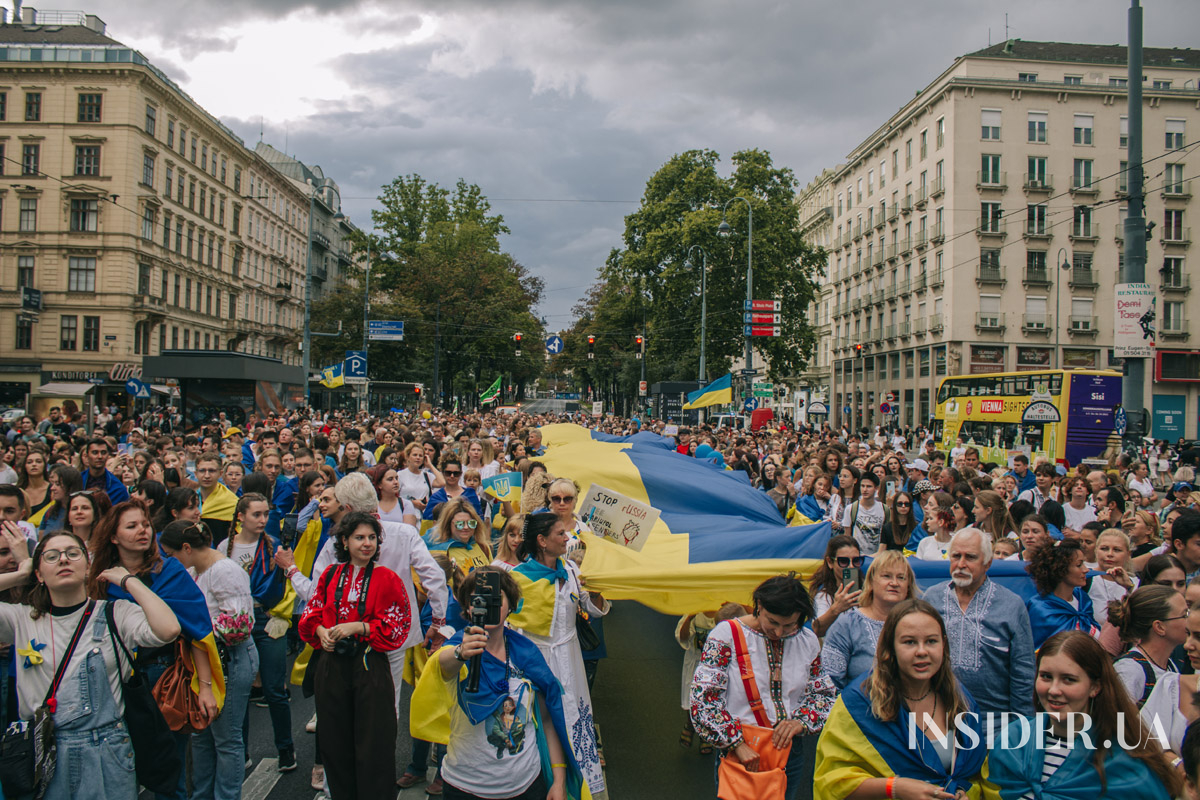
<box><xmin>807</xmin><ymin>536</ymin><xmax>862</xmax><ymax>638</ymax></box>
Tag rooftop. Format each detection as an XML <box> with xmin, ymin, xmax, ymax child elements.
<box><xmin>966</xmin><ymin>39</ymin><xmax>1200</xmax><ymax>69</ymax></box>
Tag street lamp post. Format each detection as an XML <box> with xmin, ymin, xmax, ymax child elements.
<box><xmin>1054</xmin><ymin>247</ymin><xmax>1071</xmax><ymax>369</ymax></box>
<box><xmin>684</xmin><ymin>245</ymin><xmax>710</xmax><ymax>383</ymax></box>
<box><xmin>361</xmin><ymin>230</ymin><xmax>374</xmax><ymax>411</ymax></box>
<box><xmin>717</xmin><ymin>197</ymin><xmax>753</xmax><ymax>412</ymax></box>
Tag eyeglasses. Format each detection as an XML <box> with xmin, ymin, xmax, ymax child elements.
<box><xmin>549</xmin><ymin>495</ymin><xmax>576</xmax><ymax>504</ymax></box>
<box><xmin>895</xmin><ymin>502</ymin><xmax>911</xmax><ymax>507</ymax></box>
<box><xmin>835</xmin><ymin>556</ymin><xmax>866</xmax><ymax>568</ymax></box>
<box><xmin>443</xmin><ymin>470</ymin><xmax>461</xmax><ymax>477</ymax></box>
<box><xmin>42</xmin><ymin>547</ymin><xmax>86</xmax><ymax>565</ymax></box>
<box><xmin>1163</xmin><ymin>612</ymin><xmax>1190</xmax><ymax>621</ymax></box>
<box><xmin>453</xmin><ymin>519</ymin><xmax>478</xmax><ymax>531</ymax></box>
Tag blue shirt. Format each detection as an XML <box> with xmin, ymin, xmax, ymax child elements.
<box><xmin>820</xmin><ymin>608</ymin><xmax>884</xmax><ymax>690</ymax></box>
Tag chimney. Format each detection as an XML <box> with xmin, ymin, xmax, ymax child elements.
<box><xmin>84</xmin><ymin>14</ymin><xmax>105</xmax><ymax>34</ymax></box>
<box><xmin>12</xmin><ymin>0</ymin><xmax>21</xmax><ymax>23</ymax></box>
<box><xmin>0</xmin><ymin>9</ymin><xmax>7</xmax><ymax>24</ymax></box>
<box><xmin>22</xmin><ymin>6</ymin><xmax>38</xmax><ymax>25</ymax></box>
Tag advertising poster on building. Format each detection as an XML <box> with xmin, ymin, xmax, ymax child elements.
<box><xmin>1114</xmin><ymin>283</ymin><xmax>1156</xmax><ymax>358</ymax></box>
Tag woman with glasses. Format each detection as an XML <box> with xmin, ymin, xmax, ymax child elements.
<box><xmin>429</xmin><ymin>498</ymin><xmax>492</xmax><ymax>573</ymax></box>
<box><xmin>37</xmin><ymin>464</ymin><xmax>82</xmax><ymax>536</ymax></box>
<box><xmin>1109</xmin><ymin>584</ymin><xmax>1190</xmax><ymax>756</ymax></box>
<box><xmin>423</xmin><ymin>456</ymin><xmax>484</xmax><ymax>521</ymax></box>
<box><xmin>0</xmin><ymin>527</ymin><xmax>181</xmax><ymax>800</ymax></box>
<box><xmin>807</xmin><ymin>535</ymin><xmax>862</xmax><ymax>638</ymax></box>
<box><xmin>543</xmin><ymin>478</ymin><xmax>590</xmax><ymax>550</ymax></box>
<box><xmin>159</xmin><ymin>519</ymin><xmax>257</xmax><ymax>800</ymax></box>
<box><xmin>67</xmin><ymin>489</ymin><xmax>111</xmax><ymax>544</ymax></box>
<box><xmin>880</xmin><ymin>491</ymin><xmax>916</xmax><ymax>552</ymax></box>
<box><xmin>221</xmin><ymin>460</ymin><xmax>245</xmax><ymax>496</ymax></box>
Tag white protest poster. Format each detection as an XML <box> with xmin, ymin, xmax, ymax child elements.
<box><xmin>662</xmin><ymin>424</ymin><xmax>679</xmax><ymax>436</ymax></box>
<box><xmin>1114</xmin><ymin>283</ymin><xmax>1155</xmax><ymax>358</ymax></box>
<box><xmin>579</xmin><ymin>483</ymin><xmax>661</xmax><ymax>552</ymax></box>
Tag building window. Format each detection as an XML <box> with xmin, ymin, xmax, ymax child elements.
<box><xmin>161</xmin><ymin>268</ymin><xmax>168</xmax><ymax>302</ymax></box>
<box><xmin>74</xmin><ymin>145</ymin><xmax>100</xmax><ymax>176</ymax></box>
<box><xmin>905</xmin><ymin>139</ymin><xmax>912</xmax><ymax>168</ymax></box>
<box><xmin>199</xmin><ymin>187</ymin><xmax>206</xmax><ymax>217</ymax></box>
<box><xmin>82</xmin><ymin>316</ymin><xmax>100</xmax><ymax>351</ymax></box>
<box><xmin>980</xmin><ymin>203</ymin><xmax>1003</xmax><ymax>233</ymax></box>
<box><xmin>1153</xmin><ymin>79</ymin><xmax>1172</xmax><ymax>90</ymax></box>
<box><xmin>0</xmin><ymin>92</ymin><xmax>6</xmax><ymax>120</ymax></box>
<box><xmin>1064</xmin><ymin>75</ymin><xmax>1082</xmax><ymax>85</ymax></box>
<box><xmin>173</xmin><ymin>273</ymin><xmax>180</xmax><ymax>305</ymax></box>
<box><xmin>186</xmin><ymin>224</ymin><xmax>195</xmax><ymax>259</ymax></box>
<box><xmin>17</xmin><ymin>256</ymin><xmax>33</xmax><ymax>287</ymax></box>
<box><xmin>1165</xmin><ymin>163</ymin><xmax>1185</xmax><ymax>194</ymax></box>
<box><xmin>980</xmin><ymin>154</ymin><xmax>1001</xmax><ymax>185</ymax></box>
<box><xmin>185</xmin><ymin>278</ymin><xmax>192</xmax><ymax>310</ymax></box>
<box><xmin>1166</xmin><ymin>119</ymin><xmax>1186</xmax><ymax>150</ymax></box>
<box><xmin>919</xmin><ymin>129</ymin><xmax>927</xmax><ymax>160</ymax></box>
<box><xmin>229</xmin><ymin>292</ymin><xmax>236</xmax><ymax>319</ymax></box>
<box><xmin>1072</xmin><ymin>159</ymin><xmax>1093</xmax><ymax>190</ymax></box>
<box><xmin>220</xmin><ymin>158</ymin><xmax>227</xmax><ymax>184</ymax></box>
<box><xmin>1073</xmin><ymin>205</ymin><xmax>1093</xmax><ymax>237</ymax></box>
<box><xmin>68</xmin><ymin>257</ymin><xmax>96</xmax><ymax>291</ymax></box>
<box><xmin>1018</xmin><ymin>72</ymin><xmax>1037</xmax><ymax>82</ymax></box>
<box><xmin>936</xmin><ymin>117</ymin><xmax>944</xmax><ymax>149</ymax></box>
<box><xmin>1028</xmin><ymin>111</ymin><xmax>1047</xmax><ymax>143</ymax></box>
<box><xmin>135</xmin><ymin>263</ymin><xmax>150</xmax><ymax>297</ymax></box>
<box><xmin>233</xmin><ymin>167</ymin><xmax>241</xmax><ymax>193</ymax></box>
<box><xmin>15</xmin><ymin>315</ymin><xmax>31</xmax><ymax>350</ymax></box>
<box><xmin>141</xmin><ymin>154</ymin><xmax>154</xmax><ymax>187</ymax></box>
<box><xmin>60</xmin><ymin>316</ymin><xmax>77</xmax><ymax>350</ymax></box>
<box><xmin>1110</xmin><ymin>77</ymin><xmax>1128</xmax><ymax>88</ymax></box>
<box><xmin>159</xmin><ymin>324</ymin><xmax>166</xmax><ymax>353</ymax></box>
<box><xmin>21</xmin><ymin>144</ymin><xmax>38</xmax><ymax>175</ymax></box>
<box><xmin>175</xmin><ymin>220</ymin><xmax>183</xmax><ymax>253</ymax></box>
<box><xmin>134</xmin><ymin>322</ymin><xmax>145</xmax><ymax>355</ymax></box>
<box><xmin>171</xmin><ymin>326</ymin><xmax>179</xmax><ymax>349</ymax></box>
<box><xmin>1165</xmin><ymin>209</ymin><xmax>1185</xmax><ymax>241</ymax></box>
<box><xmin>178</xmin><ymin>126</ymin><xmax>186</xmax><ymax>155</ymax></box>
<box><xmin>188</xmin><ymin>179</ymin><xmax>195</xmax><ymax>210</ymax></box>
<box><xmin>201</xmin><ymin>144</ymin><xmax>208</xmax><ymax>171</ymax></box>
<box><xmin>145</xmin><ymin>104</ymin><xmax>156</xmax><ymax>136</ymax></box>
<box><xmin>1164</xmin><ymin>301</ymin><xmax>1185</xmax><ymax>332</ymax></box>
<box><xmin>190</xmin><ymin>136</ymin><xmax>197</xmax><ymax>163</ymax></box>
<box><xmin>1120</xmin><ymin>116</ymin><xmax>1129</xmax><ymax>148</ymax></box>
<box><xmin>184</xmin><ymin>329</ymin><xmax>190</xmax><ymax>349</ymax></box>
<box><xmin>1163</xmin><ymin>257</ymin><xmax>1185</xmax><ymax>288</ymax></box>
<box><xmin>18</xmin><ymin>198</ymin><xmax>36</xmax><ymax>231</ymax></box>
<box><xmin>167</xmin><ymin>119</ymin><xmax>175</xmax><ymax>148</ymax></box>
<box><xmin>24</xmin><ymin>92</ymin><xmax>40</xmax><ymax>121</ymax></box>
<box><xmin>142</xmin><ymin>206</ymin><xmax>155</xmax><ymax>240</ymax></box>
<box><xmin>1027</xmin><ymin>204</ymin><xmax>1047</xmax><ymax>235</ymax></box>
<box><xmin>207</xmin><ymin>234</ymin><xmax>215</xmax><ymax>267</ymax></box>
<box><xmin>77</xmin><ymin>93</ymin><xmax>102</xmax><ymax>122</ymax></box>
<box><xmin>1073</xmin><ymin>114</ymin><xmax>1093</xmax><ymax>145</ymax></box>
<box><xmin>69</xmin><ymin>199</ymin><xmax>98</xmax><ymax>232</ymax></box>
<box><xmin>164</xmin><ymin>166</ymin><xmax>173</xmax><ymax>197</ymax></box>
<box><xmin>0</xmin><ymin>143</ymin><xmax>5</xmax><ymax>175</ymax></box>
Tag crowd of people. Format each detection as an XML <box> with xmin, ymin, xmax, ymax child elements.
<box><xmin>2</xmin><ymin>402</ymin><xmax>1200</xmax><ymax>800</ymax></box>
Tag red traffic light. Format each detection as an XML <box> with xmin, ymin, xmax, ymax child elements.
<box><xmin>414</xmin><ymin>386</ymin><xmax>422</xmax><ymax>394</ymax></box>
<box><xmin>514</xmin><ymin>332</ymin><xmax>522</xmax><ymax>342</ymax></box>
<box><xmin>635</xmin><ymin>335</ymin><xmax>644</xmax><ymax>346</ymax></box>
<box><xmin>587</xmin><ymin>335</ymin><xmax>595</xmax><ymax>345</ymax></box>
<box><xmin>855</xmin><ymin>344</ymin><xmax>863</xmax><ymax>357</ymax></box>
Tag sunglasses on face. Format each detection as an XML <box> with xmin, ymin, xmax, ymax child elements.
<box><xmin>42</xmin><ymin>547</ymin><xmax>86</xmax><ymax>565</ymax></box>
<box><xmin>835</xmin><ymin>556</ymin><xmax>865</xmax><ymax>568</ymax></box>
<box><xmin>453</xmin><ymin>519</ymin><xmax>478</xmax><ymax>531</ymax></box>
<box><xmin>549</xmin><ymin>495</ymin><xmax>576</xmax><ymax>504</ymax></box>
<box><xmin>443</xmin><ymin>470</ymin><xmax>461</xmax><ymax>477</ymax></box>
<box><xmin>895</xmin><ymin>502</ymin><xmax>911</xmax><ymax>507</ymax></box>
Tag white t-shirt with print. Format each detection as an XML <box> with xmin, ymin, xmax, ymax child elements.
<box><xmin>842</xmin><ymin>499</ymin><xmax>886</xmax><ymax>555</ymax></box>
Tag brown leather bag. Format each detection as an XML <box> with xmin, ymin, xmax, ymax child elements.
<box><xmin>151</xmin><ymin>640</ymin><xmax>211</xmax><ymax>733</ymax></box>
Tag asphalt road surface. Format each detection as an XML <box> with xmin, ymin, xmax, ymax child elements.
<box><xmin>215</xmin><ymin>600</ymin><xmax>717</xmax><ymax>800</ymax></box>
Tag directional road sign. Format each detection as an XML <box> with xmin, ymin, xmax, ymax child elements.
<box><xmin>125</xmin><ymin>377</ymin><xmax>151</xmax><ymax>399</ymax></box>
<box><xmin>745</xmin><ymin>325</ymin><xmax>781</xmax><ymax>337</ymax></box>
<box><xmin>546</xmin><ymin>335</ymin><xmax>564</xmax><ymax>355</ymax></box>
<box><xmin>753</xmin><ymin>382</ymin><xmax>773</xmax><ymax>398</ymax></box>
<box><xmin>744</xmin><ymin>299</ymin><xmax>782</xmax><ymax>312</ymax></box>
<box><xmin>1114</xmin><ymin>406</ymin><xmax>1128</xmax><ymax>436</ymax></box>
<box><xmin>743</xmin><ymin>312</ymin><xmax>781</xmax><ymax>325</ymax></box>
<box><xmin>743</xmin><ymin>397</ymin><xmax>759</xmax><ymax>412</ymax></box>
<box><xmin>367</xmin><ymin>320</ymin><xmax>405</xmax><ymax>341</ymax></box>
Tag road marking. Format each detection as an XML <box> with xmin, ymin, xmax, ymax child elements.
<box><xmin>242</xmin><ymin>758</ymin><xmax>282</xmax><ymax>800</ymax></box>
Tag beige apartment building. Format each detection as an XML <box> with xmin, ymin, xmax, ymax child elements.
<box><xmin>795</xmin><ymin>167</ymin><xmax>839</xmax><ymax>423</ymax></box>
<box><xmin>0</xmin><ymin>11</ymin><xmax>348</xmax><ymax>410</ymax></box>
<box><xmin>805</xmin><ymin>40</ymin><xmax>1200</xmax><ymax>438</ymax></box>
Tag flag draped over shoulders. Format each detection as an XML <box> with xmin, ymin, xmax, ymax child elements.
<box><xmin>506</xmin><ymin>557</ymin><xmax>567</xmax><ymax>637</ymax></box>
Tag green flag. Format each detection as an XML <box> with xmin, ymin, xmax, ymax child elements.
<box><xmin>479</xmin><ymin>375</ymin><xmax>502</xmax><ymax>404</ymax></box>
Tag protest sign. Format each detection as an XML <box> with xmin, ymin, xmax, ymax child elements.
<box><xmin>579</xmin><ymin>483</ymin><xmax>660</xmax><ymax>552</ymax></box>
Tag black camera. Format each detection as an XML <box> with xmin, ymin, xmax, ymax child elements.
<box><xmin>470</xmin><ymin>570</ymin><xmax>504</xmax><ymax>628</ymax></box>
<box><xmin>333</xmin><ymin>637</ymin><xmax>361</xmax><ymax>657</ymax></box>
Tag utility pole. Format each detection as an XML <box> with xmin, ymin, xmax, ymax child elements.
<box><xmin>1122</xmin><ymin>0</ymin><xmax>1147</xmax><ymax>450</ymax></box>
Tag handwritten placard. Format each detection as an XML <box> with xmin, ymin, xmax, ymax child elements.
<box><xmin>579</xmin><ymin>483</ymin><xmax>661</xmax><ymax>552</ymax></box>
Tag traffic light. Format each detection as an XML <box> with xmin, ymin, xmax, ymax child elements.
<box><xmin>514</xmin><ymin>332</ymin><xmax>522</xmax><ymax>357</ymax></box>
<box><xmin>414</xmin><ymin>385</ymin><xmax>422</xmax><ymax>397</ymax></box>
<box><xmin>635</xmin><ymin>334</ymin><xmax>644</xmax><ymax>359</ymax></box>
<box><xmin>855</xmin><ymin>343</ymin><xmax>864</xmax><ymax>358</ymax></box>
<box><xmin>587</xmin><ymin>335</ymin><xmax>595</xmax><ymax>360</ymax></box>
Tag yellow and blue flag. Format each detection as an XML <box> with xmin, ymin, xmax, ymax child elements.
<box><xmin>481</xmin><ymin>471</ymin><xmax>522</xmax><ymax>505</ymax></box>
<box><xmin>682</xmin><ymin>373</ymin><xmax>732</xmax><ymax>410</ymax></box>
<box><xmin>538</xmin><ymin>424</ymin><xmax>1037</xmax><ymax>614</ymax></box>
<box><xmin>319</xmin><ymin>362</ymin><xmax>344</xmax><ymax>388</ymax></box>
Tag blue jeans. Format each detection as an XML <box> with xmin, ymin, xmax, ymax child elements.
<box><xmin>192</xmin><ymin>639</ymin><xmax>259</xmax><ymax>800</ymax></box>
<box><xmin>243</xmin><ymin>608</ymin><xmax>292</xmax><ymax>752</ymax></box>
<box><xmin>406</xmin><ymin>739</ymin><xmax>446</xmax><ymax>778</ymax></box>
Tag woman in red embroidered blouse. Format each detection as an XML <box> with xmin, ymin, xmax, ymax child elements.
<box><xmin>298</xmin><ymin>511</ymin><xmax>412</xmax><ymax>799</ymax></box>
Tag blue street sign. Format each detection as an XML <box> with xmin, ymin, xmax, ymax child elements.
<box><xmin>843</xmin><ymin>405</ymin><xmax>852</xmax><ymax>416</ymax></box>
<box><xmin>743</xmin><ymin>397</ymin><xmax>759</xmax><ymax>412</ymax></box>
<box><xmin>546</xmin><ymin>335</ymin><xmax>564</xmax><ymax>354</ymax></box>
<box><xmin>125</xmin><ymin>377</ymin><xmax>150</xmax><ymax>399</ymax></box>
<box><xmin>344</xmin><ymin>351</ymin><xmax>367</xmax><ymax>378</ymax></box>
<box><xmin>367</xmin><ymin>320</ymin><xmax>404</xmax><ymax>341</ymax></box>
<box><xmin>1114</xmin><ymin>406</ymin><xmax>1128</xmax><ymax>436</ymax></box>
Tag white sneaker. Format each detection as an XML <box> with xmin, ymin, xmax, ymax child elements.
<box><xmin>306</xmin><ymin>713</ymin><xmax>317</xmax><ymax>733</ymax></box>
<box><xmin>311</xmin><ymin>766</ymin><xmax>325</xmax><ymax>791</ymax></box>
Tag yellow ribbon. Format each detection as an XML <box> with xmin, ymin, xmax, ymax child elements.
<box><xmin>17</xmin><ymin>639</ymin><xmax>46</xmax><ymax>668</ymax></box>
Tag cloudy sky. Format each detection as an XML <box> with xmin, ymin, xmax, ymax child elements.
<box><xmin>80</xmin><ymin>0</ymin><xmax>1200</xmax><ymax>328</ymax></box>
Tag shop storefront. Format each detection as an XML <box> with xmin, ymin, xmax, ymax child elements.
<box><xmin>142</xmin><ymin>351</ymin><xmax>304</xmax><ymax>427</ymax></box>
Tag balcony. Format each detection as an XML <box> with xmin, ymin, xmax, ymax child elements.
<box><xmin>977</xmin><ymin>171</ymin><xmax>1008</xmax><ymax>191</ymax></box>
<box><xmin>929</xmin><ymin>270</ymin><xmax>943</xmax><ymax>289</ymax></box>
<box><xmin>885</xmin><ymin>243</ymin><xmax>898</xmax><ymax>262</ymax></box>
<box><xmin>1069</xmin><ymin>315</ymin><xmax>1099</xmax><ymax>336</ymax></box>
<box><xmin>898</xmin><ymin>321</ymin><xmax>911</xmax><ymax>337</ymax></box>
<box><xmin>1022</xmin><ymin>313</ymin><xmax>1052</xmax><ymax>333</ymax></box>
<box><xmin>975</xmin><ymin>312</ymin><xmax>1006</xmax><ymax>332</ymax></box>
<box><xmin>898</xmin><ymin>277</ymin><xmax>911</xmax><ymax>295</ymax></box>
<box><xmin>915</xmin><ymin>186</ymin><xmax>929</xmax><ymax>209</ymax></box>
<box><xmin>929</xmin><ymin>314</ymin><xmax>944</xmax><ymax>332</ymax></box>
<box><xmin>874</xmin><ymin>214</ymin><xmax>886</xmax><ymax>231</ymax></box>
<box><xmin>1024</xmin><ymin>222</ymin><xmax>1051</xmax><ymax>241</ymax></box>
<box><xmin>851</xmin><ymin>297</ymin><xmax>862</xmax><ymax>311</ymax></box>
<box><xmin>853</xmin><ymin>222</ymin><xmax>863</xmax><ymax>240</ymax></box>
<box><xmin>1023</xmin><ymin>266</ymin><xmax>1052</xmax><ymax>287</ymax></box>
<box><xmin>914</xmin><ymin>230</ymin><xmax>929</xmax><ymax>250</ymax></box>
<box><xmin>884</xmin><ymin>324</ymin><xmax>897</xmax><ymax>340</ymax></box>
<box><xmin>1114</xmin><ymin>224</ymin><xmax>1125</xmax><ymax>243</ymax></box>
<box><xmin>312</xmin><ymin>264</ymin><xmax>328</xmax><ymax>282</ymax></box>
<box><xmin>1162</xmin><ymin>274</ymin><xmax>1191</xmax><ymax>293</ymax></box>
<box><xmin>854</xmin><ymin>257</ymin><xmax>864</xmax><ymax>273</ymax></box>
<box><xmin>976</xmin><ymin>264</ymin><xmax>1006</xmax><ymax>285</ymax></box>
<box><xmin>873</xmin><ymin>289</ymin><xmax>885</xmax><ymax>305</ymax></box>
<box><xmin>1069</xmin><ymin>267</ymin><xmax>1098</xmax><ymax>289</ymax></box>
<box><xmin>1069</xmin><ymin>223</ymin><xmax>1099</xmax><ymax>242</ymax></box>
<box><xmin>915</xmin><ymin>272</ymin><xmax>929</xmax><ymax>291</ymax></box>
<box><xmin>931</xmin><ymin>222</ymin><xmax>945</xmax><ymax>244</ymax></box>
<box><xmin>1023</xmin><ymin>173</ymin><xmax>1053</xmax><ymax>193</ymax></box>
<box><xmin>1163</xmin><ymin>227</ymin><xmax>1192</xmax><ymax>246</ymax></box>
<box><xmin>884</xmin><ymin>284</ymin><xmax>896</xmax><ymax>301</ymax></box>
<box><xmin>931</xmin><ymin>177</ymin><xmax>945</xmax><ymax>198</ymax></box>
<box><xmin>887</xmin><ymin>204</ymin><xmax>900</xmax><ymax>223</ymax></box>
<box><xmin>899</xmin><ymin>238</ymin><xmax>913</xmax><ymax>256</ymax></box>
<box><xmin>871</xmin><ymin>250</ymin><xmax>884</xmax><ymax>268</ymax></box>
<box><xmin>1162</xmin><ymin>180</ymin><xmax>1192</xmax><ymax>200</ymax></box>
<box><xmin>1070</xmin><ymin>177</ymin><xmax>1100</xmax><ymax>196</ymax></box>
<box><xmin>976</xmin><ymin>217</ymin><xmax>1007</xmax><ymax>238</ymax></box>
<box><xmin>901</xmin><ymin>195</ymin><xmax>913</xmax><ymax>215</ymax></box>
<box><xmin>914</xmin><ymin>317</ymin><xmax>928</xmax><ymax>334</ymax></box>
<box><xmin>1161</xmin><ymin>321</ymin><xmax>1190</xmax><ymax>340</ymax></box>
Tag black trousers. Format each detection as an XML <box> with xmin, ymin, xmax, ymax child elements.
<box><xmin>314</xmin><ymin>648</ymin><xmax>396</xmax><ymax>800</ymax></box>
<box><xmin>443</xmin><ymin>773</ymin><xmax>548</xmax><ymax>800</ymax></box>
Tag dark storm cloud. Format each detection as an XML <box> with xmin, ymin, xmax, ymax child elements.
<box><xmin>84</xmin><ymin>0</ymin><xmax>1200</xmax><ymax>322</ymax></box>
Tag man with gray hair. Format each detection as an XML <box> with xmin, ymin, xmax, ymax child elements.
<box><xmin>921</xmin><ymin>527</ymin><xmax>1035</xmax><ymax>737</ymax></box>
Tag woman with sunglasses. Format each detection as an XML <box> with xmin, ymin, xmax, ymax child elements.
<box><xmin>808</xmin><ymin>535</ymin><xmax>862</xmax><ymax>638</ymax></box>
<box><xmin>423</xmin><ymin>456</ymin><xmax>484</xmax><ymax>522</ymax></box>
<box><xmin>881</xmin><ymin>492</ymin><xmax>917</xmax><ymax>552</ymax></box>
<box><xmin>429</xmin><ymin>498</ymin><xmax>492</xmax><ymax>574</ymax></box>
<box><xmin>37</xmin><ymin>464</ymin><xmax>83</xmax><ymax>536</ymax></box>
<box><xmin>159</xmin><ymin>519</ymin><xmax>257</xmax><ymax>800</ymax></box>
<box><xmin>0</xmin><ymin>527</ymin><xmax>181</xmax><ymax>800</ymax></box>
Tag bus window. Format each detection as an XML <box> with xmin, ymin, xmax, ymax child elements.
<box><xmin>931</xmin><ymin>418</ymin><xmax>944</xmax><ymax>442</ymax></box>
<box><xmin>1019</xmin><ymin>423</ymin><xmax>1045</xmax><ymax>451</ymax></box>
<box><xmin>998</xmin><ymin>422</ymin><xmax>1021</xmax><ymax>449</ymax></box>
<box><xmin>1049</xmin><ymin>373</ymin><xmax>1063</xmax><ymax>395</ymax></box>
<box><xmin>937</xmin><ymin>384</ymin><xmax>950</xmax><ymax>404</ymax></box>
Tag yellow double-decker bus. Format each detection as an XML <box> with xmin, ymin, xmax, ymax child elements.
<box><xmin>932</xmin><ymin>369</ymin><xmax>1122</xmax><ymax>468</ymax></box>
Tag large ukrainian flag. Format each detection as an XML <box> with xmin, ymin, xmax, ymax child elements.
<box><xmin>539</xmin><ymin>424</ymin><xmax>1037</xmax><ymax>615</ymax></box>
<box><xmin>681</xmin><ymin>373</ymin><xmax>732</xmax><ymax>410</ymax></box>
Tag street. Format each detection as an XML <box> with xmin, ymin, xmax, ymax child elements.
<box><xmin>227</xmin><ymin>601</ymin><xmax>716</xmax><ymax>800</ymax></box>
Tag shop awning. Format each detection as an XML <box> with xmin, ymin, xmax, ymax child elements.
<box><xmin>151</xmin><ymin>384</ymin><xmax>178</xmax><ymax>397</ymax></box>
<box><xmin>34</xmin><ymin>381</ymin><xmax>97</xmax><ymax>396</ymax></box>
